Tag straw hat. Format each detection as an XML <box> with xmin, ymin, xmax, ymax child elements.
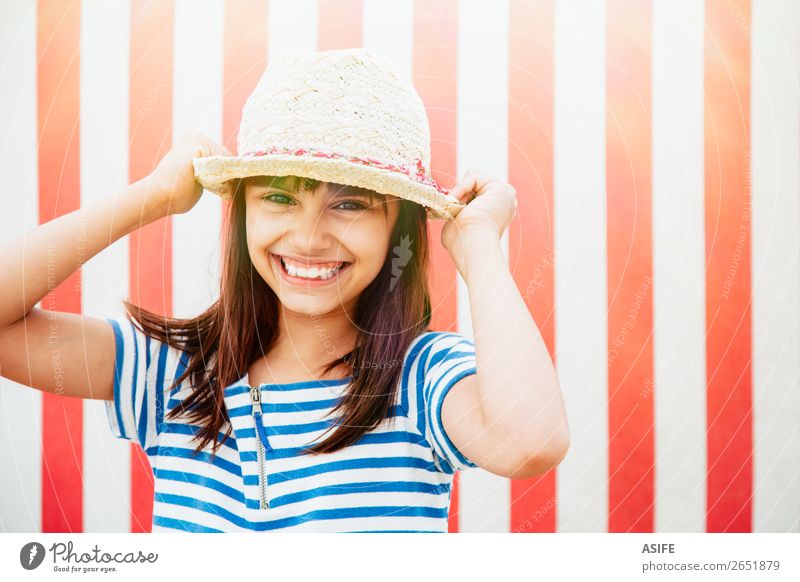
<box><xmin>192</xmin><ymin>48</ymin><xmax>465</xmax><ymax>220</ymax></box>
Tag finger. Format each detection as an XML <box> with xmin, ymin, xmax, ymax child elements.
<box><xmin>446</xmin><ymin>174</ymin><xmax>472</xmax><ymax>202</ymax></box>
<box><xmin>452</xmin><ymin>170</ymin><xmax>477</xmax><ymax>197</ymax></box>
<box><xmin>456</xmin><ymin>170</ymin><xmax>498</xmax><ymax>198</ymax></box>
<box><xmin>448</xmin><ymin>185</ymin><xmax>475</xmax><ymax>205</ymax></box>
<box><xmin>207</xmin><ymin>139</ymin><xmax>233</xmax><ymax>157</ymax></box>
<box><xmin>448</xmin><ymin>170</ymin><xmax>482</xmax><ymax>203</ymax></box>
<box><xmin>462</xmin><ymin>171</ymin><xmax>498</xmax><ymax>196</ymax></box>
<box><xmin>216</xmin><ymin>142</ymin><xmax>234</xmax><ymax>157</ymax></box>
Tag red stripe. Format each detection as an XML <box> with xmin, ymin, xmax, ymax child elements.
<box><xmin>318</xmin><ymin>0</ymin><xmax>363</xmax><ymax>50</ymax></box>
<box><xmin>508</xmin><ymin>0</ymin><xmax>557</xmax><ymax>533</ymax></box>
<box><xmin>703</xmin><ymin>0</ymin><xmax>753</xmax><ymax>533</ymax></box>
<box><xmin>606</xmin><ymin>0</ymin><xmax>655</xmax><ymax>532</ymax></box>
<box><xmin>37</xmin><ymin>0</ymin><xmax>83</xmax><ymax>534</ymax></box>
<box><xmin>128</xmin><ymin>0</ymin><xmax>174</xmax><ymax>533</ymax></box>
<box><xmin>221</xmin><ymin>0</ymin><xmax>269</xmax><ymax>263</ymax></box>
<box><xmin>412</xmin><ymin>0</ymin><xmax>462</xmax><ymax>531</ymax></box>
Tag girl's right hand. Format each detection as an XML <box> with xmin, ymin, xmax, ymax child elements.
<box><xmin>144</xmin><ymin>131</ymin><xmax>233</xmax><ymax>216</ymax></box>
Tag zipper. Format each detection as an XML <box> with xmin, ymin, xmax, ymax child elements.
<box><xmin>249</xmin><ymin>385</ymin><xmax>271</xmax><ymax>509</ymax></box>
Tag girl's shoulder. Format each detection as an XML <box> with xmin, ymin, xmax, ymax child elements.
<box><xmin>105</xmin><ymin>314</ymin><xmax>193</xmax><ymax>402</ymax></box>
<box><xmin>104</xmin><ymin>314</ymin><xmax>193</xmax><ymax>450</ymax></box>
<box><xmin>398</xmin><ymin>329</ymin><xmax>480</xmax><ymax>473</ymax></box>
<box><xmin>406</xmin><ymin>328</ymin><xmax>475</xmax><ymax>356</ymax></box>
<box><xmin>400</xmin><ymin>329</ymin><xmax>477</xmax><ymax>384</ymax></box>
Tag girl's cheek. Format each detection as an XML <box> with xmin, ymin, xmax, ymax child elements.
<box><xmin>246</xmin><ymin>210</ymin><xmax>284</xmax><ymax>243</ymax></box>
<box><xmin>342</xmin><ymin>228</ymin><xmax>391</xmax><ymax>268</ymax></box>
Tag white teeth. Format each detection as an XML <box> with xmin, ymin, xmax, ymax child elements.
<box><xmin>279</xmin><ymin>256</ymin><xmax>346</xmax><ymax>280</ymax></box>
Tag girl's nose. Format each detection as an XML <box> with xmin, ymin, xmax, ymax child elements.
<box><xmin>286</xmin><ymin>205</ymin><xmax>332</xmax><ymax>250</ymax></box>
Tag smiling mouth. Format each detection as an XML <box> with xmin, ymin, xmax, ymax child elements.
<box><xmin>271</xmin><ymin>253</ymin><xmax>352</xmax><ymax>283</ymax></box>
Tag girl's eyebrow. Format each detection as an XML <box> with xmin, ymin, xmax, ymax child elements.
<box><xmin>248</xmin><ymin>175</ymin><xmax>299</xmax><ymax>191</ymax></box>
<box><xmin>266</xmin><ymin>176</ymin><xmax>298</xmax><ymax>191</ymax></box>
<box><xmin>252</xmin><ymin>177</ymin><xmax>383</xmax><ymax>201</ymax></box>
<box><xmin>328</xmin><ymin>184</ymin><xmax>382</xmax><ymax>199</ymax></box>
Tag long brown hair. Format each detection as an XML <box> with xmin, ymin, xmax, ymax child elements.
<box><xmin>121</xmin><ymin>176</ymin><xmax>432</xmax><ymax>459</ymax></box>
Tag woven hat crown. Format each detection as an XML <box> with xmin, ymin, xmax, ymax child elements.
<box><xmin>192</xmin><ymin>47</ymin><xmax>464</xmax><ymax>219</ymax></box>
<box><xmin>237</xmin><ymin>49</ymin><xmax>432</xmax><ymax>175</ymax></box>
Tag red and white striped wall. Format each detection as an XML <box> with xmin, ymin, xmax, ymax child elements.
<box><xmin>0</xmin><ymin>0</ymin><xmax>798</xmax><ymax>533</ymax></box>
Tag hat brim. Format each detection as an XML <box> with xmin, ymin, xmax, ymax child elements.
<box><xmin>192</xmin><ymin>155</ymin><xmax>464</xmax><ymax>221</ymax></box>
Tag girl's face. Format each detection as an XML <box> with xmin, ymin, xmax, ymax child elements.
<box><xmin>244</xmin><ymin>175</ymin><xmax>401</xmax><ymax>316</ymax></box>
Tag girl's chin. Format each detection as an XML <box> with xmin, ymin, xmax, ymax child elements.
<box><xmin>274</xmin><ymin>294</ymin><xmax>352</xmax><ymax>317</ymax></box>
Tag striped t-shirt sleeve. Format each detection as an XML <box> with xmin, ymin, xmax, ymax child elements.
<box><xmin>421</xmin><ymin>332</ymin><xmax>480</xmax><ymax>473</ymax></box>
<box><xmin>103</xmin><ymin>316</ymin><xmax>187</xmax><ymax>451</ymax></box>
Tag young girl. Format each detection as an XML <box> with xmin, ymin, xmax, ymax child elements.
<box><xmin>0</xmin><ymin>49</ymin><xmax>569</xmax><ymax>533</ymax></box>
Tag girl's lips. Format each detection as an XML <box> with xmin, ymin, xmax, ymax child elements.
<box><xmin>270</xmin><ymin>253</ymin><xmax>352</xmax><ymax>287</ymax></box>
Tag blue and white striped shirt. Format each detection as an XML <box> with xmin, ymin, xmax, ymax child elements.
<box><xmin>104</xmin><ymin>316</ymin><xmax>479</xmax><ymax>532</ymax></box>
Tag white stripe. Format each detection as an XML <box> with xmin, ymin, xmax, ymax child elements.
<box><xmin>0</xmin><ymin>380</ymin><xmax>42</xmax><ymax>533</ymax></box>
<box><xmin>651</xmin><ymin>0</ymin><xmax>706</xmax><ymax>533</ymax></box>
<box><xmin>0</xmin><ymin>0</ymin><xmax>41</xmax><ymax>533</ymax></box>
<box><xmin>143</xmin><ymin>332</ymin><xmax>162</xmax><ymax>448</ymax></box>
<box><xmin>173</xmin><ymin>0</ymin><xmax>224</xmax><ymax>319</ymax></box>
<box><xmin>363</xmin><ymin>0</ymin><xmax>413</xmax><ymax>78</ymax></box>
<box><xmin>230</xmin><ymin>418</ymin><xmax>425</xmax><ymax>450</ymax></box>
<box><xmin>115</xmin><ymin>319</ymin><xmax>144</xmax><ymax>442</ymax></box>
<box><xmin>456</xmin><ymin>0</ymin><xmax>511</xmax><ymax>533</ymax></box>
<box><xmin>145</xmin><ymin>329</ymin><xmax>186</xmax><ymax>447</ymax></box>
<box><xmin>751</xmin><ymin>0</ymin><xmax>800</xmax><ymax>533</ymax></box>
<box><xmin>268</xmin><ymin>0</ymin><xmax>319</xmax><ymax>55</ymax></box>
<box><xmin>553</xmin><ymin>0</ymin><xmax>608</xmax><ymax>533</ymax></box>
<box><xmin>79</xmin><ymin>0</ymin><xmax>133</xmax><ymax>533</ymax></box>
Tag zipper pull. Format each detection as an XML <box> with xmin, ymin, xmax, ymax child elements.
<box><xmin>251</xmin><ymin>384</ymin><xmax>273</xmax><ymax>452</ymax></box>
<box><xmin>250</xmin><ymin>385</ymin><xmax>262</xmax><ymax>414</ymax></box>
<box><xmin>250</xmin><ymin>384</ymin><xmax>272</xmax><ymax>451</ymax></box>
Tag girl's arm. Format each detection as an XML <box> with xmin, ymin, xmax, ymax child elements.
<box><xmin>0</xmin><ymin>178</ymin><xmax>165</xmax><ymax>330</ymax></box>
<box><xmin>0</xmin><ymin>131</ymin><xmax>230</xmax><ymax>401</ymax></box>
<box><xmin>438</xmin><ymin>171</ymin><xmax>570</xmax><ymax>478</ymax></box>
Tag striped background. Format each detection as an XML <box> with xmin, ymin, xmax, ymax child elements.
<box><xmin>0</xmin><ymin>0</ymin><xmax>798</xmax><ymax>533</ymax></box>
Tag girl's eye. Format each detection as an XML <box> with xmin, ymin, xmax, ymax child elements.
<box><xmin>260</xmin><ymin>193</ymin><xmax>368</xmax><ymax>211</ymax></box>
<box><xmin>334</xmin><ymin>200</ymin><xmax>369</xmax><ymax>211</ymax></box>
<box><xmin>262</xmin><ymin>193</ymin><xmax>296</xmax><ymax>205</ymax></box>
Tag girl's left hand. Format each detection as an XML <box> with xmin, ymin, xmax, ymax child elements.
<box><xmin>440</xmin><ymin>170</ymin><xmax>518</xmax><ymax>252</ymax></box>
